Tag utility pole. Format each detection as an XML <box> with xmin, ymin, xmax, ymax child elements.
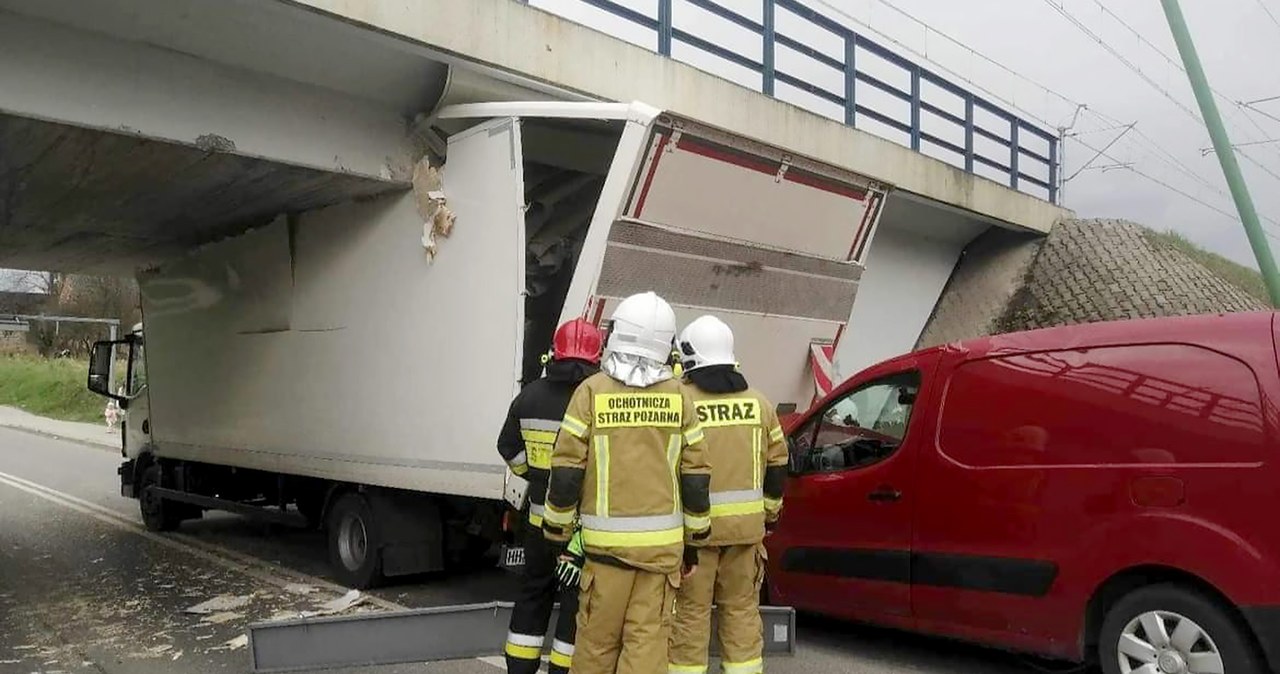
<box><xmin>1161</xmin><ymin>0</ymin><xmax>1280</xmax><ymax>306</ymax></box>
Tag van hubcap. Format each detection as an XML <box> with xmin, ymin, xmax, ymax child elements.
<box><xmin>1118</xmin><ymin>610</ymin><xmax>1223</xmax><ymax>674</ymax></box>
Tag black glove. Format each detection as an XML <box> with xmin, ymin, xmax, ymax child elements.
<box><xmin>683</xmin><ymin>545</ymin><xmax>699</xmax><ymax>571</ymax></box>
<box><xmin>555</xmin><ymin>528</ymin><xmax>585</xmax><ymax>590</ymax></box>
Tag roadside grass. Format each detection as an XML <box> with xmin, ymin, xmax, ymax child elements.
<box><xmin>1144</xmin><ymin>229</ymin><xmax>1270</xmax><ymax>305</ymax></box>
<box><xmin>0</xmin><ymin>355</ymin><xmax>105</xmax><ymax>423</ymax></box>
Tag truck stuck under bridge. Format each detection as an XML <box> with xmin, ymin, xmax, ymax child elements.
<box><xmin>85</xmin><ymin>101</ymin><xmax>888</xmax><ymax>588</ymax></box>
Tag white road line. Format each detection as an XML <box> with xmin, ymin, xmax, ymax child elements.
<box><xmin>0</xmin><ymin>469</ymin><xmax>510</xmax><ymax>670</ymax></box>
<box><xmin>0</xmin><ymin>469</ymin><xmax>406</xmax><ymax>611</ymax></box>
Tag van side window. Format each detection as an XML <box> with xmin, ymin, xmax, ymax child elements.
<box><xmin>938</xmin><ymin>345</ymin><xmax>1265</xmax><ymax>467</ymax></box>
<box><xmin>790</xmin><ymin>371</ymin><xmax>921</xmax><ymax>474</ymax></box>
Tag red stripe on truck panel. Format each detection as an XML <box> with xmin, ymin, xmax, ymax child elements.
<box><xmin>847</xmin><ymin>192</ymin><xmax>881</xmax><ymax>262</ymax></box>
<box><xmin>632</xmin><ymin>132</ymin><xmax>670</xmax><ymax>217</ymax></box>
<box><xmin>591</xmin><ymin>298</ymin><xmax>607</xmax><ymax>326</ymax></box>
<box><xmin>785</xmin><ymin>170</ymin><xmax>868</xmax><ymax>201</ymax></box>
<box><xmin>675</xmin><ymin>136</ymin><xmax>868</xmax><ymax>201</ymax></box>
<box><xmin>676</xmin><ymin>136</ymin><xmax>778</xmax><ymax>175</ymax></box>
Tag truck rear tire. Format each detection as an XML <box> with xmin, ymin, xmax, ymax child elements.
<box><xmin>138</xmin><ymin>463</ymin><xmax>181</xmax><ymax>532</ymax></box>
<box><xmin>1099</xmin><ymin>583</ymin><xmax>1262</xmax><ymax>674</ymax></box>
<box><xmin>327</xmin><ymin>492</ymin><xmax>384</xmax><ymax>589</ymax></box>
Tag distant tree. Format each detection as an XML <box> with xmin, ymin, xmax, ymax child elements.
<box><xmin>24</xmin><ymin>274</ymin><xmax>139</xmax><ymax>356</ymax></box>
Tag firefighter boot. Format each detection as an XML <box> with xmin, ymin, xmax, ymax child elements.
<box><xmin>549</xmin><ymin>580</ymin><xmax>579</xmax><ymax>674</ymax></box>
<box><xmin>573</xmin><ymin>560</ymin><xmax>679</xmax><ymax>674</ymax></box>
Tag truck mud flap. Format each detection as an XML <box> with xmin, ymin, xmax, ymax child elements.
<box><xmin>247</xmin><ymin>600</ymin><xmax>796</xmax><ymax>672</ymax></box>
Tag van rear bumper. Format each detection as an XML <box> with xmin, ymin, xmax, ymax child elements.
<box><xmin>1241</xmin><ymin>606</ymin><xmax>1280</xmax><ymax>671</ymax></box>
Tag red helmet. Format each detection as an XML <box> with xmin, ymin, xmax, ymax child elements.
<box><xmin>553</xmin><ymin>318</ymin><xmax>604</xmax><ymax>365</ymax></box>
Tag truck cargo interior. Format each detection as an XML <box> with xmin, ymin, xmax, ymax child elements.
<box><xmin>518</xmin><ymin>119</ymin><xmax>622</xmax><ymax>383</ymax></box>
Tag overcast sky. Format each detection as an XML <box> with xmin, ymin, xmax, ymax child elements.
<box><xmin>536</xmin><ymin>0</ymin><xmax>1280</xmax><ymax>268</ymax></box>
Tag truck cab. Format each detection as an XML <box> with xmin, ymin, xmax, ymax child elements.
<box><xmin>89</xmin><ymin>324</ymin><xmax>159</xmax><ymax>508</ymax></box>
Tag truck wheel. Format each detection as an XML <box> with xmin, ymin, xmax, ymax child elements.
<box><xmin>138</xmin><ymin>463</ymin><xmax>181</xmax><ymax>532</ymax></box>
<box><xmin>327</xmin><ymin>492</ymin><xmax>383</xmax><ymax>589</ymax></box>
<box><xmin>1099</xmin><ymin>583</ymin><xmax>1262</xmax><ymax>674</ymax></box>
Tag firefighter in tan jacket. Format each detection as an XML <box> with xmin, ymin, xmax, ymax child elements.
<box><xmin>668</xmin><ymin>316</ymin><xmax>789</xmax><ymax>674</ymax></box>
<box><xmin>543</xmin><ymin>291</ymin><xmax>713</xmax><ymax>674</ymax></box>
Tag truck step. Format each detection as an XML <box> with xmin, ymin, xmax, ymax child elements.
<box><xmin>151</xmin><ymin>487</ymin><xmax>308</xmax><ymax>527</ymax></box>
<box><xmin>247</xmin><ymin>600</ymin><xmax>796</xmax><ymax>672</ymax></box>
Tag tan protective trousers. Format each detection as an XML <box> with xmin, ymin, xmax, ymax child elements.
<box><xmin>573</xmin><ymin>560</ymin><xmax>680</xmax><ymax>674</ymax></box>
<box><xmin>668</xmin><ymin>544</ymin><xmax>766</xmax><ymax>674</ymax></box>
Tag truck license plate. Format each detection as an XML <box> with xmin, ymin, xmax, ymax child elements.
<box><xmin>499</xmin><ymin>545</ymin><xmax>526</xmax><ymax>571</ymax></box>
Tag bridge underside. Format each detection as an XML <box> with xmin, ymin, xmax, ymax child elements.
<box><xmin>0</xmin><ymin>115</ymin><xmax>402</xmax><ymax>274</ymax></box>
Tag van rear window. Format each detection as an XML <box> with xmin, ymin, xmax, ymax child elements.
<box><xmin>938</xmin><ymin>344</ymin><xmax>1266</xmax><ymax>467</ymax></box>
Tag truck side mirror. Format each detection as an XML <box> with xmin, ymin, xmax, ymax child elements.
<box><xmin>87</xmin><ymin>341</ymin><xmax>127</xmax><ymax>403</ymax></box>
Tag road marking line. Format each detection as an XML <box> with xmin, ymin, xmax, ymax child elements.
<box><xmin>0</xmin><ymin>469</ymin><xmax>405</xmax><ymax>611</ymax></box>
<box><xmin>0</xmin><ymin>469</ymin><xmax>508</xmax><ymax>670</ymax></box>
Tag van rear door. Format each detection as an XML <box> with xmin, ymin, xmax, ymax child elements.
<box><xmin>567</xmin><ymin>112</ymin><xmax>888</xmax><ymax>409</ymax></box>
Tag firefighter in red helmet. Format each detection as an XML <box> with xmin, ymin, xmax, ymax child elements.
<box><xmin>498</xmin><ymin>317</ymin><xmax>604</xmax><ymax>674</ymax></box>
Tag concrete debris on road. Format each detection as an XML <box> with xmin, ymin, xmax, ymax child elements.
<box><xmin>222</xmin><ymin>635</ymin><xmax>249</xmax><ymax>651</ymax></box>
<box><xmin>184</xmin><ymin>594</ymin><xmax>252</xmax><ymax>615</ymax></box>
<box><xmin>283</xmin><ymin>583</ymin><xmax>317</xmax><ymax>595</ymax></box>
<box><xmin>199</xmin><ymin>611</ymin><xmax>244</xmax><ymax>625</ymax></box>
<box><xmin>317</xmin><ymin>589</ymin><xmax>365</xmax><ymax>614</ymax></box>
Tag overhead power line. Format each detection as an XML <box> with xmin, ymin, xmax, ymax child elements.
<box><xmin>1046</xmin><ymin>0</ymin><xmax>1280</xmax><ymax>180</ymax></box>
<box><xmin>804</xmin><ymin>0</ymin><xmax>1063</xmax><ymax>132</ymax></box>
<box><xmin>809</xmin><ymin>0</ymin><xmax>1239</xmax><ymax>209</ymax></box>
<box><xmin>1255</xmin><ymin>0</ymin><xmax>1280</xmax><ymax>32</ymax></box>
<box><xmin>1201</xmin><ymin>137</ymin><xmax>1280</xmax><ymax>155</ymax></box>
<box><xmin>1244</xmin><ymin>94</ymin><xmax>1280</xmax><ymax>106</ymax></box>
<box><xmin>1071</xmin><ymin>133</ymin><xmax>1280</xmax><ymax>240</ymax></box>
<box><xmin>1041</xmin><ymin>0</ymin><xmax>1200</xmax><ymax>120</ymax></box>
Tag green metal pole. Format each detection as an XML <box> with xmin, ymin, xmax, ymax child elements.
<box><xmin>1160</xmin><ymin>0</ymin><xmax>1280</xmax><ymax>306</ymax></box>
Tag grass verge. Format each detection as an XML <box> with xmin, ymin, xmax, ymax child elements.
<box><xmin>0</xmin><ymin>355</ymin><xmax>105</xmax><ymax>423</ymax></box>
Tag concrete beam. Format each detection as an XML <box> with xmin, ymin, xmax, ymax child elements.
<box><xmin>0</xmin><ymin>10</ymin><xmax>415</xmax><ymax>183</ymax></box>
<box><xmin>280</xmin><ymin>0</ymin><xmax>1072</xmax><ymax>233</ymax></box>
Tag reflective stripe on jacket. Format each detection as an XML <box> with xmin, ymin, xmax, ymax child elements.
<box><xmin>497</xmin><ymin>376</ymin><xmax>582</xmax><ymax>526</ymax></box>
<box><xmin>686</xmin><ymin>387</ymin><xmax>789</xmax><ymax>546</ymax></box>
<box><xmin>544</xmin><ymin>372</ymin><xmax>711</xmax><ymax>574</ymax></box>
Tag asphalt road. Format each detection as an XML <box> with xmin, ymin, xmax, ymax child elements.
<box><xmin>0</xmin><ymin>427</ymin><xmax>1073</xmax><ymax>673</ymax></box>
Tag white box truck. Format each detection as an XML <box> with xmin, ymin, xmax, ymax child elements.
<box><xmin>88</xmin><ymin>101</ymin><xmax>887</xmax><ymax>587</ymax></box>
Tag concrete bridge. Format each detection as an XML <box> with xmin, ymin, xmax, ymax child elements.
<box><xmin>0</xmin><ymin>0</ymin><xmax>1072</xmax><ymax>376</ymax></box>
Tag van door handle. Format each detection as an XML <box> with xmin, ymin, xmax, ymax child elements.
<box><xmin>867</xmin><ymin>487</ymin><xmax>902</xmax><ymax>503</ymax></box>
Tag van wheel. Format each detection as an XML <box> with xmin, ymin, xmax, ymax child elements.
<box><xmin>327</xmin><ymin>492</ymin><xmax>383</xmax><ymax>589</ymax></box>
<box><xmin>1099</xmin><ymin>584</ymin><xmax>1262</xmax><ymax>674</ymax></box>
<box><xmin>138</xmin><ymin>463</ymin><xmax>181</xmax><ymax>532</ymax></box>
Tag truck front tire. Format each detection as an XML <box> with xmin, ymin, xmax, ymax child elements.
<box><xmin>327</xmin><ymin>492</ymin><xmax>384</xmax><ymax>589</ymax></box>
<box><xmin>138</xmin><ymin>463</ymin><xmax>182</xmax><ymax>532</ymax></box>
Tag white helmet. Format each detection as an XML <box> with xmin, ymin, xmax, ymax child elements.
<box><xmin>677</xmin><ymin>315</ymin><xmax>736</xmax><ymax>373</ymax></box>
<box><xmin>606</xmin><ymin>291</ymin><xmax>677</xmax><ymax>363</ymax></box>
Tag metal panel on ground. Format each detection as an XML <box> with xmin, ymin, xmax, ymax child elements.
<box><xmin>247</xmin><ymin>601</ymin><xmax>796</xmax><ymax>672</ymax></box>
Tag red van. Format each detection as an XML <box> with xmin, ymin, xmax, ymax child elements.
<box><xmin>766</xmin><ymin>311</ymin><xmax>1280</xmax><ymax>674</ymax></box>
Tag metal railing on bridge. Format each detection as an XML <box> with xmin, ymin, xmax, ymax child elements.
<box><xmin>531</xmin><ymin>0</ymin><xmax>1060</xmax><ymax>203</ymax></box>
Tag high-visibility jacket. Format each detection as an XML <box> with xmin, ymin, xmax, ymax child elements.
<box><xmin>685</xmin><ymin>386</ymin><xmax>789</xmax><ymax>547</ymax></box>
<box><xmin>543</xmin><ymin>373</ymin><xmax>711</xmax><ymax>575</ymax></box>
<box><xmin>497</xmin><ymin>372</ymin><xmax>586</xmax><ymax>527</ymax></box>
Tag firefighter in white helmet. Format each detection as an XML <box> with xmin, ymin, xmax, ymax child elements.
<box><xmin>668</xmin><ymin>315</ymin><xmax>789</xmax><ymax>674</ymax></box>
<box><xmin>543</xmin><ymin>291</ymin><xmax>712</xmax><ymax>674</ymax></box>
